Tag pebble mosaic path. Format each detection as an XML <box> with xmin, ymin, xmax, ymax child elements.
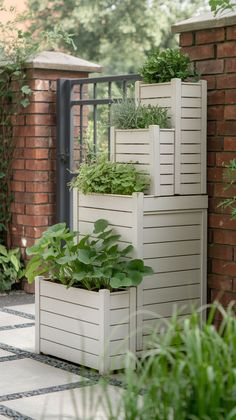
<box><xmin>0</xmin><ymin>298</ymin><xmax>123</xmax><ymax>419</ymax></box>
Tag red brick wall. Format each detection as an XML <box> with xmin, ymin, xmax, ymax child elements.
<box><xmin>180</xmin><ymin>27</ymin><xmax>236</xmax><ymax>305</ymax></box>
<box><xmin>11</xmin><ymin>68</ymin><xmax>88</xmax><ymax>259</ymax></box>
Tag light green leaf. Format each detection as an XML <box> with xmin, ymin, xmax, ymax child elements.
<box><xmin>93</xmin><ymin>219</ymin><xmax>109</xmax><ymax>234</ymax></box>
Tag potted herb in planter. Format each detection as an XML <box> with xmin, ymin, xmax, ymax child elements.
<box><xmin>72</xmin><ymin>160</ymin><xmax>208</xmax><ymax>353</ymax></box>
<box><xmin>110</xmin><ymin>99</ymin><xmax>176</xmax><ymax>196</ymax></box>
<box><xmin>25</xmin><ymin>219</ymin><xmax>152</xmax><ymax>374</ymax></box>
<box><xmin>136</xmin><ymin>48</ymin><xmax>207</xmax><ymax>195</ymax></box>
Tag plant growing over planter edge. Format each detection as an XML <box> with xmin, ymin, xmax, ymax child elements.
<box><xmin>25</xmin><ymin>219</ymin><xmax>153</xmax><ymax>289</ymax></box>
<box><xmin>70</xmin><ymin>158</ymin><xmax>149</xmax><ymax>195</ymax></box>
<box><xmin>140</xmin><ymin>48</ymin><xmax>198</xmax><ymax>83</ymax></box>
<box><xmin>110</xmin><ymin>98</ymin><xmax>170</xmax><ymax>129</ymax></box>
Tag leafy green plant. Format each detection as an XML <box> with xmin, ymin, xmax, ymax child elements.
<box><xmin>140</xmin><ymin>48</ymin><xmax>198</xmax><ymax>84</ymax></box>
<box><xmin>0</xmin><ymin>245</ymin><xmax>24</xmax><ymax>292</ymax></box>
<box><xmin>71</xmin><ymin>158</ymin><xmax>149</xmax><ymax>195</ymax></box>
<box><xmin>105</xmin><ymin>303</ymin><xmax>236</xmax><ymax>420</ymax></box>
<box><xmin>25</xmin><ymin>219</ymin><xmax>153</xmax><ymax>290</ymax></box>
<box><xmin>220</xmin><ymin>159</ymin><xmax>236</xmax><ymax>218</ymax></box>
<box><xmin>111</xmin><ymin>99</ymin><xmax>169</xmax><ymax>130</ymax></box>
<box><xmin>209</xmin><ymin>0</ymin><xmax>233</xmax><ymax>15</ymax></box>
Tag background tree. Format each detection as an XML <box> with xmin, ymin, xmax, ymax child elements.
<box><xmin>27</xmin><ymin>0</ymin><xmax>206</xmax><ymax>74</ymax></box>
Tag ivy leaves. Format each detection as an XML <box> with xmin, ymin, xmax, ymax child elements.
<box><xmin>25</xmin><ymin>219</ymin><xmax>153</xmax><ymax>291</ymax></box>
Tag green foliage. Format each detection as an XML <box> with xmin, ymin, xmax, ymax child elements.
<box><xmin>71</xmin><ymin>159</ymin><xmax>149</xmax><ymax>195</ymax></box>
<box><xmin>111</xmin><ymin>99</ymin><xmax>169</xmax><ymax>130</ymax></box>
<box><xmin>140</xmin><ymin>48</ymin><xmax>198</xmax><ymax>84</ymax></box>
<box><xmin>26</xmin><ymin>0</ymin><xmax>205</xmax><ymax>74</ymax></box>
<box><xmin>209</xmin><ymin>0</ymin><xmax>233</xmax><ymax>15</ymax></box>
<box><xmin>220</xmin><ymin>159</ymin><xmax>236</xmax><ymax>218</ymax></box>
<box><xmin>25</xmin><ymin>219</ymin><xmax>153</xmax><ymax>290</ymax></box>
<box><xmin>105</xmin><ymin>304</ymin><xmax>236</xmax><ymax>419</ymax></box>
<box><xmin>0</xmin><ymin>245</ymin><xmax>24</xmax><ymax>292</ymax></box>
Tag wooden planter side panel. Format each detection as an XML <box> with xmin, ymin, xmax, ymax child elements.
<box><xmin>35</xmin><ymin>278</ymin><xmax>136</xmax><ymax>373</ymax></box>
<box><xmin>111</xmin><ymin>127</ymin><xmax>175</xmax><ymax>196</ymax></box>
<box><xmin>135</xmin><ymin>79</ymin><xmax>207</xmax><ymax>195</ymax></box>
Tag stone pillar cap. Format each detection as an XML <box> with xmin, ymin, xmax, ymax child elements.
<box><xmin>25</xmin><ymin>50</ymin><xmax>103</xmax><ymax>72</ymax></box>
<box><xmin>172</xmin><ymin>9</ymin><xmax>236</xmax><ymax>33</ymax></box>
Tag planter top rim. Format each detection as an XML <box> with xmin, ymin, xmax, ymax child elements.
<box><xmin>138</xmin><ymin>79</ymin><xmax>203</xmax><ymax>86</ymax></box>
<box><xmin>114</xmin><ymin>127</ymin><xmax>175</xmax><ymax>132</ymax></box>
<box><xmin>77</xmin><ymin>192</ymin><xmax>145</xmax><ymax>198</ymax></box>
<box><xmin>37</xmin><ymin>277</ymin><xmax>131</xmax><ymax>294</ymax></box>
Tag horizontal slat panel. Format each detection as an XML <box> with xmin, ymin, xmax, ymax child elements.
<box><xmin>40</xmin><ymin>280</ymin><xmax>100</xmax><ymax>309</ymax></box>
<box><xmin>181</xmin><ymin>154</ymin><xmax>201</xmax><ymax>163</ymax></box>
<box><xmin>110</xmin><ymin>338</ymin><xmax>129</xmax><ymax>356</ymax></box>
<box><xmin>182</xmin><ymin>84</ymin><xmax>201</xmax><ymax>97</ymax></box>
<box><xmin>143</xmin><ymin>212</ymin><xmax>202</xmax><ymax>227</ymax></box>
<box><xmin>181</xmin><ymin>164</ymin><xmax>201</xmax><ymax>174</ymax></box>
<box><xmin>79</xmin><ymin>221</ymin><xmax>133</xmax><ymax>243</ymax></box>
<box><xmin>160</xmin><ymin>164</ymin><xmax>174</xmax><ymax>174</ymax></box>
<box><xmin>181</xmin><ymin>144</ymin><xmax>201</xmax><ymax>154</ymax></box>
<box><xmin>143</xmin><ymin>240</ymin><xmax>201</xmax><ymax>258</ymax></box>
<box><xmin>181</xmin><ymin>130</ymin><xmax>201</xmax><ymax>143</ymax></box>
<box><xmin>41</xmin><ymin>296</ymin><xmax>99</xmax><ymax>324</ymax></box>
<box><xmin>133</xmin><ymin>163</ymin><xmax>150</xmax><ymax>173</ymax></box>
<box><xmin>160</xmin><ymin>154</ymin><xmax>174</xmax><ymax>164</ymax></box>
<box><xmin>115</xmin><ymin>129</ymin><xmax>149</xmax><ymax>144</ymax></box>
<box><xmin>40</xmin><ymin>339</ymin><xmax>99</xmax><ymax>370</ymax></box>
<box><xmin>182</xmin><ymin>97</ymin><xmax>201</xmax><ymax>107</ymax></box>
<box><xmin>142</xmin><ymin>270</ymin><xmax>201</xmax><ymax>289</ymax></box>
<box><xmin>160</xmin><ymin>144</ymin><xmax>174</xmax><ymax>154</ymax></box>
<box><xmin>144</xmin><ymin>255</ymin><xmax>201</xmax><ymax>273</ymax></box>
<box><xmin>110</xmin><ymin>324</ymin><xmax>129</xmax><ymax>341</ymax></box>
<box><xmin>141</xmin><ymin>98</ymin><xmax>172</xmax><ymax>107</ymax></box>
<box><xmin>115</xmin><ymin>154</ymin><xmax>150</xmax><ymax>164</ymax></box>
<box><xmin>143</xmin><ymin>225</ymin><xmax>201</xmax><ymax>243</ymax></box>
<box><xmin>41</xmin><ymin>325</ymin><xmax>100</xmax><ymax>355</ymax></box>
<box><xmin>110</xmin><ymin>308</ymin><xmax>130</xmax><ymax>325</ymax></box>
<box><xmin>110</xmin><ymin>292</ymin><xmax>129</xmax><ymax>310</ymax></box>
<box><xmin>143</xmin><ymin>196</ymin><xmax>207</xmax><ymax>211</ymax></box>
<box><xmin>140</xmin><ymin>83</ymin><xmax>172</xmax><ymax>98</ymax></box>
<box><xmin>143</xmin><ymin>315</ymin><xmax>191</xmax><ymax>335</ymax></box>
<box><xmin>182</xmin><ymin>108</ymin><xmax>201</xmax><ymax>118</ymax></box>
<box><xmin>79</xmin><ymin>193</ymin><xmax>133</xmax><ymax>211</ymax></box>
<box><xmin>79</xmin><ymin>208</ymin><xmax>133</xmax><ymax>227</ymax></box>
<box><xmin>159</xmin><ymin>185</ymin><xmax>174</xmax><ymax>196</ymax></box>
<box><xmin>180</xmin><ymin>184</ymin><xmax>202</xmax><ymax>195</ymax></box>
<box><xmin>142</xmin><ymin>298</ymin><xmax>200</xmax><ymax>320</ymax></box>
<box><xmin>40</xmin><ymin>311</ymin><xmax>100</xmax><ymax>339</ymax></box>
<box><xmin>181</xmin><ymin>118</ymin><xmax>201</xmax><ymax>130</ymax></box>
<box><xmin>181</xmin><ymin>174</ymin><xmax>201</xmax><ymax>183</ymax></box>
<box><xmin>143</xmin><ymin>284</ymin><xmax>200</xmax><ymax>305</ymax></box>
<box><xmin>116</xmin><ymin>144</ymin><xmax>150</xmax><ymax>154</ymax></box>
<box><xmin>160</xmin><ymin>130</ymin><xmax>175</xmax><ymax>144</ymax></box>
<box><xmin>160</xmin><ymin>174</ymin><xmax>174</xmax><ymax>185</ymax></box>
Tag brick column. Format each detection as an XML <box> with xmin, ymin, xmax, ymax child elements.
<box><xmin>10</xmin><ymin>51</ymin><xmax>102</xmax><ymax>268</ymax></box>
<box><xmin>173</xmin><ymin>12</ymin><xmax>236</xmax><ymax>306</ymax></box>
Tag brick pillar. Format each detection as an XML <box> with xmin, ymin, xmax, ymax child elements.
<box><xmin>10</xmin><ymin>51</ymin><xmax>102</xmax><ymax>278</ymax></box>
<box><xmin>173</xmin><ymin>12</ymin><xmax>236</xmax><ymax>306</ymax></box>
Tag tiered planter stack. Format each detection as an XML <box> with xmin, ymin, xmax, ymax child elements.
<box><xmin>76</xmin><ymin>78</ymin><xmax>208</xmax><ymax>355</ymax></box>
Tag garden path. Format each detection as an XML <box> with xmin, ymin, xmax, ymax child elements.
<box><xmin>0</xmin><ymin>295</ymin><xmax>123</xmax><ymax>419</ymax></box>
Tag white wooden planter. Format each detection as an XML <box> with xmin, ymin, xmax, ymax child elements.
<box><xmin>75</xmin><ymin>191</ymin><xmax>208</xmax><ymax>352</ymax></box>
<box><xmin>135</xmin><ymin>78</ymin><xmax>207</xmax><ymax>195</ymax></box>
<box><xmin>35</xmin><ymin>277</ymin><xmax>136</xmax><ymax>374</ymax></box>
<box><xmin>111</xmin><ymin>126</ymin><xmax>175</xmax><ymax>196</ymax></box>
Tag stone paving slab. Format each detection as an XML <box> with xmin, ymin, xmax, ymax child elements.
<box><xmin>0</xmin><ymin>358</ymin><xmax>85</xmax><ymax>398</ymax></box>
<box><xmin>0</xmin><ymin>415</ymin><xmax>8</xmax><ymax>419</ymax></box>
<box><xmin>7</xmin><ymin>304</ymin><xmax>35</xmax><ymax>316</ymax></box>
<box><xmin>0</xmin><ymin>349</ymin><xmax>14</xmax><ymax>358</ymax></box>
<box><xmin>0</xmin><ymin>326</ymin><xmax>35</xmax><ymax>352</ymax></box>
<box><xmin>3</xmin><ymin>384</ymin><xmax>123</xmax><ymax>419</ymax></box>
<box><xmin>0</xmin><ymin>312</ymin><xmax>33</xmax><ymax>328</ymax></box>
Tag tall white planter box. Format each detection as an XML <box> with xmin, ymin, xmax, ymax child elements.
<box><xmin>111</xmin><ymin>126</ymin><xmax>175</xmax><ymax>196</ymax></box>
<box><xmin>135</xmin><ymin>78</ymin><xmax>207</xmax><ymax>195</ymax></box>
<box><xmin>35</xmin><ymin>277</ymin><xmax>136</xmax><ymax>374</ymax></box>
<box><xmin>76</xmin><ymin>191</ymin><xmax>208</xmax><ymax>352</ymax></box>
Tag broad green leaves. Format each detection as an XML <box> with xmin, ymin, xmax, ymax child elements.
<box><xmin>25</xmin><ymin>219</ymin><xmax>153</xmax><ymax>291</ymax></box>
<box><xmin>0</xmin><ymin>245</ymin><xmax>23</xmax><ymax>292</ymax></box>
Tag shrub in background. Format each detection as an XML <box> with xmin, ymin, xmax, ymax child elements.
<box><xmin>140</xmin><ymin>48</ymin><xmax>197</xmax><ymax>84</ymax></box>
<box><xmin>0</xmin><ymin>245</ymin><xmax>24</xmax><ymax>292</ymax></box>
<box><xmin>111</xmin><ymin>99</ymin><xmax>169</xmax><ymax>130</ymax></box>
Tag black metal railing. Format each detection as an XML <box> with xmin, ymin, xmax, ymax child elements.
<box><xmin>56</xmin><ymin>73</ymin><xmax>142</xmax><ymax>228</ymax></box>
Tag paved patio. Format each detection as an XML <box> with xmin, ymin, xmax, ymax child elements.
<box><xmin>0</xmin><ymin>294</ymin><xmax>123</xmax><ymax>419</ymax></box>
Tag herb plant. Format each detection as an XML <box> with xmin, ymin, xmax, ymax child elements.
<box><xmin>220</xmin><ymin>159</ymin><xmax>236</xmax><ymax>218</ymax></box>
<box><xmin>140</xmin><ymin>48</ymin><xmax>197</xmax><ymax>84</ymax></box>
<box><xmin>111</xmin><ymin>99</ymin><xmax>169</xmax><ymax>130</ymax></box>
<box><xmin>105</xmin><ymin>304</ymin><xmax>236</xmax><ymax>419</ymax></box>
<box><xmin>71</xmin><ymin>159</ymin><xmax>149</xmax><ymax>195</ymax></box>
<box><xmin>25</xmin><ymin>219</ymin><xmax>153</xmax><ymax>290</ymax></box>
<box><xmin>0</xmin><ymin>245</ymin><xmax>24</xmax><ymax>292</ymax></box>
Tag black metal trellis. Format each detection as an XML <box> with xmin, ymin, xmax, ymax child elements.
<box><xmin>56</xmin><ymin>74</ymin><xmax>142</xmax><ymax>229</ymax></box>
